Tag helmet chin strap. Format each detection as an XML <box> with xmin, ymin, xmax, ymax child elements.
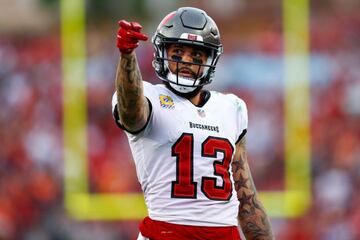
<box><xmin>165</xmin><ymin>81</ymin><xmax>203</xmax><ymax>99</ymax></box>
<box><xmin>169</xmin><ymin>82</ymin><xmax>196</xmax><ymax>93</ymax></box>
<box><xmin>167</xmin><ymin>71</ymin><xmax>199</xmax><ymax>93</ymax></box>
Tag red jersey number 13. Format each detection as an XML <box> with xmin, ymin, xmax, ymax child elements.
<box><xmin>171</xmin><ymin>133</ymin><xmax>234</xmax><ymax>201</ymax></box>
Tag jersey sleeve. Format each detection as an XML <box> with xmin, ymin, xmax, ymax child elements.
<box><xmin>230</xmin><ymin>94</ymin><xmax>248</xmax><ymax>144</ymax></box>
<box><xmin>111</xmin><ymin>81</ymin><xmax>157</xmax><ymax>137</ymax></box>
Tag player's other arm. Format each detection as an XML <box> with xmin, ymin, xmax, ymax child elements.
<box><xmin>231</xmin><ymin>137</ymin><xmax>274</xmax><ymax>240</ymax></box>
<box><xmin>115</xmin><ymin>20</ymin><xmax>150</xmax><ymax>132</ymax></box>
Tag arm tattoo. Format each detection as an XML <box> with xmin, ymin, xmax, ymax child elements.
<box><xmin>115</xmin><ymin>53</ymin><xmax>149</xmax><ymax>131</ymax></box>
<box><xmin>231</xmin><ymin>137</ymin><xmax>274</xmax><ymax>240</ymax></box>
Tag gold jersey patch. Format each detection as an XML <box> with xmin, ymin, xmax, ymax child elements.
<box><xmin>159</xmin><ymin>95</ymin><xmax>175</xmax><ymax>109</ymax></box>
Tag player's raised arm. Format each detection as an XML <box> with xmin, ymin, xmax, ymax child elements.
<box><xmin>231</xmin><ymin>137</ymin><xmax>274</xmax><ymax>240</ymax></box>
<box><xmin>115</xmin><ymin>20</ymin><xmax>150</xmax><ymax>132</ymax></box>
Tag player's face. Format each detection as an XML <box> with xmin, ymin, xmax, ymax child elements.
<box><xmin>166</xmin><ymin>44</ymin><xmax>208</xmax><ymax>79</ymax></box>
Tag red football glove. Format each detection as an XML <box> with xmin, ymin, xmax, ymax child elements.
<box><xmin>117</xmin><ymin>20</ymin><xmax>148</xmax><ymax>54</ymax></box>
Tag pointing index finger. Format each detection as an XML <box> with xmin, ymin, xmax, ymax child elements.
<box><xmin>131</xmin><ymin>22</ymin><xmax>143</xmax><ymax>31</ymax></box>
<box><xmin>118</xmin><ymin>20</ymin><xmax>132</xmax><ymax>29</ymax></box>
<box><xmin>128</xmin><ymin>30</ymin><xmax>148</xmax><ymax>41</ymax></box>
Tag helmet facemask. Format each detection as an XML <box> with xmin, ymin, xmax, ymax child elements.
<box><xmin>154</xmin><ymin>38</ymin><xmax>215</xmax><ymax>93</ymax></box>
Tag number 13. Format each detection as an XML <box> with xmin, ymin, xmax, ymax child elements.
<box><xmin>171</xmin><ymin>133</ymin><xmax>234</xmax><ymax>201</ymax></box>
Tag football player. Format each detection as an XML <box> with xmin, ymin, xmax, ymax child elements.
<box><xmin>113</xmin><ymin>7</ymin><xmax>274</xmax><ymax>240</ymax></box>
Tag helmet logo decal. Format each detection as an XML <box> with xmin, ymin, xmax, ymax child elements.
<box><xmin>188</xmin><ymin>34</ymin><xmax>198</xmax><ymax>41</ymax></box>
<box><xmin>159</xmin><ymin>94</ymin><xmax>175</xmax><ymax>109</ymax></box>
<box><xmin>180</xmin><ymin>33</ymin><xmax>203</xmax><ymax>42</ymax></box>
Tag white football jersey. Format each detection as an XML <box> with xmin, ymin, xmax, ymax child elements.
<box><xmin>112</xmin><ymin>81</ymin><xmax>248</xmax><ymax>227</ymax></box>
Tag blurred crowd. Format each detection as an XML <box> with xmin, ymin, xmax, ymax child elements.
<box><xmin>1</xmin><ymin>1</ymin><xmax>360</xmax><ymax>240</ymax></box>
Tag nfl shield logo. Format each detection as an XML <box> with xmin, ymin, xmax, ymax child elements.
<box><xmin>197</xmin><ymin>109</ymin><xmax>206</xmax><ymax>118</ymax></box>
